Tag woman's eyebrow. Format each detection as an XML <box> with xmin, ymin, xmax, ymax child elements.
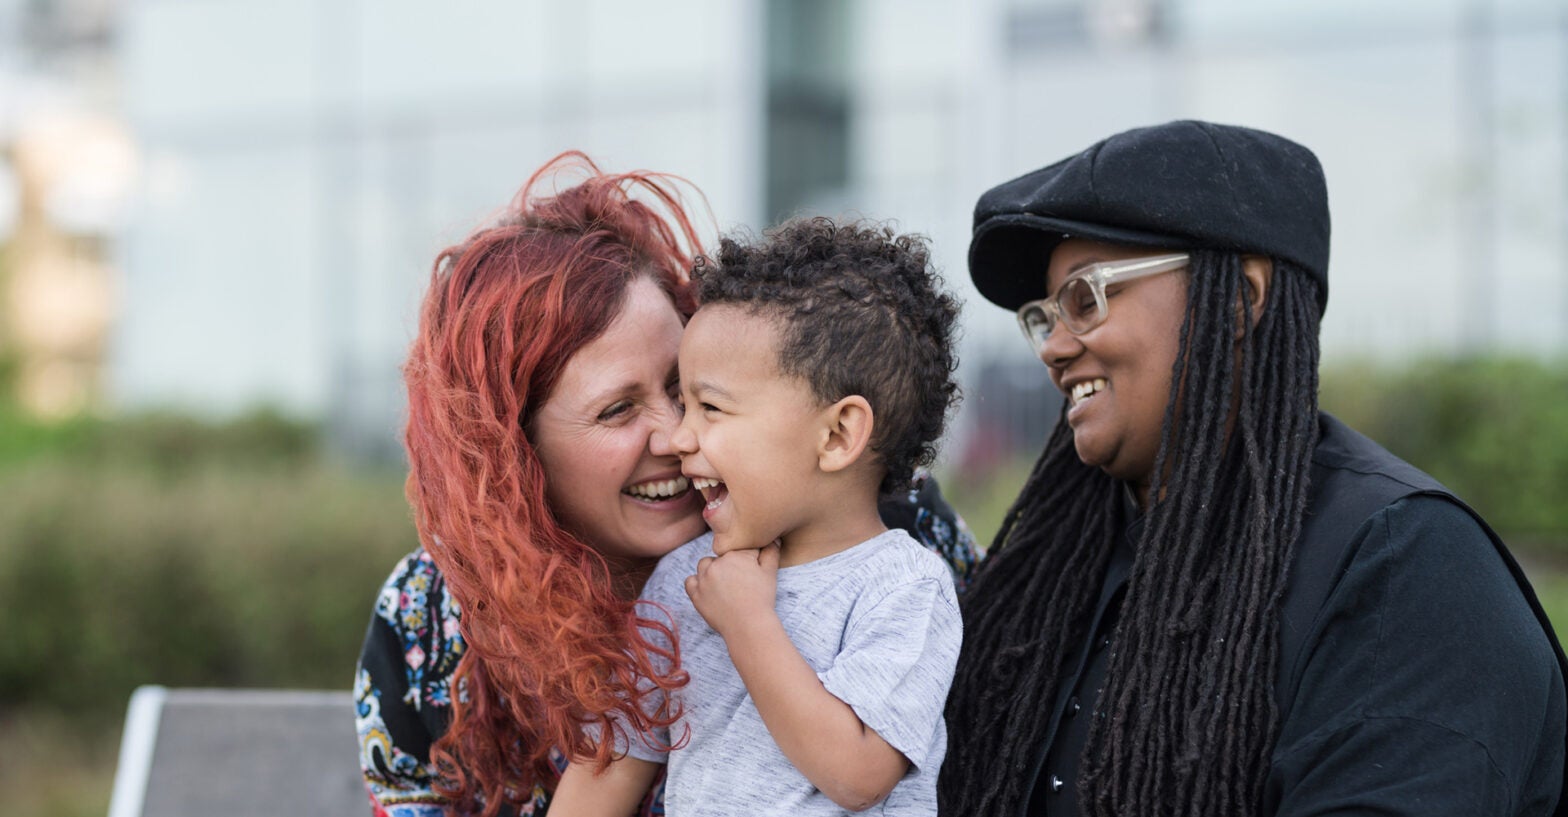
<box><xmin>1066</xmin><ymin>257</ymin><xmax>1105</xmax><ymax>274</ymax></box>
<box><xmin>582</xmin><ymin>379</ymin><xmax>642</xmax><ymax>408</ymax></box>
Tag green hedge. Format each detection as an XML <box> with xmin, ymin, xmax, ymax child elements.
<box><xmin>0</xmin><ymin>411</ymin><xmax>413</xmax><ymax>725</ymax></box>
<box><xmin>1320</xmin><ymin>355</ymin><xmax>1568</xmax><ymax>553</ymax></box>
<box><xmin>0</xmin><ymin>406</ymin><xmax>316</xmax><ymax>472</ymax></box>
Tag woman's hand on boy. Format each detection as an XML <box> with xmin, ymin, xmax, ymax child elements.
<box><xmin>685</xmin><ymin>542</ymin><xmax>781</xmax><ymax>638</ymax></box>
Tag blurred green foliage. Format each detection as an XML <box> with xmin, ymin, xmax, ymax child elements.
<box><xmin>0</xmin><ymin>409</ymin><xmax>414</xmax><ymax>729</ymax></box>
<box><xmin>1320</xmin><ymin>355</ymin><xmax>1568</xmax><ymax>552</ymax></box>
<box><xmin>0</xmin><ymin>405</ymin><xmax>317</xmax><ymax>473</ymax></box>
<box><xmin>937</xmin><ymin>456</ymin><xmax>1032</xmax><ymax>553</ymax></box>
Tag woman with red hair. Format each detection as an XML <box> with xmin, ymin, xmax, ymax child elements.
<box><xmin>353</xmin><ymin>153</ymin><xmax>977</xmax><ymax>817</ymax></box>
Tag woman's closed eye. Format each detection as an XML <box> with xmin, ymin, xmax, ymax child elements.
<box><xmin>596</xmin><ymin>400</ymin><xmax>633</xmax><ymax>422</ymax></box>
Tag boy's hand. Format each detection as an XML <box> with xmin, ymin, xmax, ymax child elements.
<box><xmin>685</xmin><ymin>542</ymin><xmax>780</xmax><ymax>637</ymax></box>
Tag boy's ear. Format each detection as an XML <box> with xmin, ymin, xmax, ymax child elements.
<box><xmin>817</xmin><ymin>395</ymin><xmax>874</xmax><ymax>474</ymax></box>
<box><xmin>1235</xmin><ymin>255</ymin><xmax>1274</xmax><ymax>337</ymax></box>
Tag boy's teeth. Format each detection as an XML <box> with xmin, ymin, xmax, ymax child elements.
<box><xmin>689</xmin><ymin>476</ymin><xmax>726</xmax><ymax>507</ymax></box>
<box><xmin>1072</xmin><ymin>378</ymin><xmax>1108</xmax><ymax>405</ymax></box>
<box><xmin>625</xmin><ymin>476</ymin><xmax>690</xmax><ymax>499</ymax></box>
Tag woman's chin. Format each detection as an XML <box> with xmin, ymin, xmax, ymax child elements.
<box><xmin>616</xmin><ymin>491</ymin><xmax>706</xmax><ymax>552</ymax></box>
<box><xmin>1072</xmin><ymin>437</ymin><xmax>1111</xmax><ymax>472</ymax></box>
<box><xmin>1073</xmin><ymin>445</ymin><xmax>1140</xmax><ymax>492</ymax></box>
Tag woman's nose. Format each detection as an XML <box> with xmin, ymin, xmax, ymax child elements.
<box><xmin>1038</xmin><ymin>321</ymin><xmax>1081</xmax><ymax>371</ymax></box>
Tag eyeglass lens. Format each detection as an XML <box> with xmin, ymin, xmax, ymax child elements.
<box><xmin>1021</xmin><ymin>304</ymin><xmax>1053</xmax><ymax>348</ymax></box>
<box><xmin>1058</xmin><ymin>277</ymin><xmax>1099</xmax><ymax>331</ymax></box>
<box><xmin>1027</xmin><ymin>278</ymin><xmax>1099</xmax><ymax>337</ymax></box>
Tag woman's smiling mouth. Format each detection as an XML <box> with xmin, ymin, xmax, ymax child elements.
<box><xmin>1070</xmin><ymin>377</ymin><xmax>1108</xmax><ymax>407</ymax></box>
<box><xmin>623</xmin><ymin>476</ymin><xmax>692</xmax><ymax>501</ymax></box>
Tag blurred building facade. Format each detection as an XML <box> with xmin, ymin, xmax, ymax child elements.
<box><xmin>111</xmin><ymin>0</ymin><xmax>766</xmax><ymax>458</ymax></box>
<box><xmin>6</xmin><ymin>0</ymin><xmax>1566</xmax><ymax>460</ymax></box>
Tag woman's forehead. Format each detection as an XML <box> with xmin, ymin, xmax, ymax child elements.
<box><xmin>551</xmin><ymin>280</ymin><xmax>683</xmax><ymax>405</ymax></box>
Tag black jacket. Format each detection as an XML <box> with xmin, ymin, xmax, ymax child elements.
<box><xmin>1025</xmin><ymin>414</ymin><xmax>1568</xmax><ymax>816</ymax></box>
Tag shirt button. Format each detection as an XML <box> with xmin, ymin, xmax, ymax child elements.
<box><xmin>1066</xmin><ymin>696</ymin><xmax>1081</xmax><ymax>717</ymax></box>
<box><xmin>1050</xmin><ymin>775</ymin><xmax>1065</xmax><ymax>792</ymax></box>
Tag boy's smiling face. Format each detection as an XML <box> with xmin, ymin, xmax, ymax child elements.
<box><xmin>674</xmin><ymin>305</ymin><xmax>827</xmax><ymax>556</ymax></box>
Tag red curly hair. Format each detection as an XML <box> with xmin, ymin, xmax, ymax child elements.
<box><xmin>402</xmin><ymin>152</ymin><xmax>705</xmax><ymax>816</ymax></box>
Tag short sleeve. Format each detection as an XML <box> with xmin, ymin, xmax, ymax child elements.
<box><xmin>603</xmin><ymin>658</ymin><xmax>674</xmax><ymax>765</ymax></box>
<box><xmin>1267</xmin><ymin>496</ymin><xmax>1566</xmax><ymax>816</ymax></box>
<box><xmin>817</xmin><ymin>575</ymin><xmax>962</xmax><ymax>768</ymax></box>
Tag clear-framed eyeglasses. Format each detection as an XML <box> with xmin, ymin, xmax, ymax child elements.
<box><xmin>1016</xmin><ymin>253</ymin><xmax>1189</xmax><ymax>354</ymax></box>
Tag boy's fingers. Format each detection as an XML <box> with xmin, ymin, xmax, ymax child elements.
<box><xmin>759</xmin><ymin>542</ymin><xmax>781</xmax><ymax>571</ymax></box>
<box><xmin>683</xmin><ymin>574</ymin><xmax>699</xmax><ymax>599</ymax></box>
<box><xmin>695</xmin><ymin>556</ymin><xmax>715</xmax><ymax>576</ymax></box>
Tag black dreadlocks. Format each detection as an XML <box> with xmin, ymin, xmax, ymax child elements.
<box><xmin>939</xmin><ymin>251</ymin><xmax>1322</xmax><ymax>817</ymax></box>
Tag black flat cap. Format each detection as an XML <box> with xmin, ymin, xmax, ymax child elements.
<box><xmin>969</xmin><ymin>120</ymin><xmax>1330</xmax><ymax>315</ymax></box>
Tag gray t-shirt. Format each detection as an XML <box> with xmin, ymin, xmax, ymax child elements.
<box><xmin>624</xmin><ymin>529</ymin><xmax>962</xmax><ymax>816</ymax></box>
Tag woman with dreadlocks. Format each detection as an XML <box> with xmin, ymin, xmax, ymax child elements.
<box><xmin>940</xmin><ymin>120</ymin><xmax>1568</xmax><ymax>817</ymax></box>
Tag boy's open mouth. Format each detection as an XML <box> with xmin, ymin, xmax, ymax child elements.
<box><xmin>691</xmin><ymin>477</ymin><xmax>728</xmax><ymax>510</ymax></box>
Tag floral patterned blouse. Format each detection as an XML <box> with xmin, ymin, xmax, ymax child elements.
<box><xmin>354</xmin><ymin>470</ymin><xmax>979</xmax><ymax>817</ymax></box>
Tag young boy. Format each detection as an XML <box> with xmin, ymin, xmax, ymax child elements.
<box><xmin>551</xmin><ymin>218</ymin><xmax>964</xmax><ymax>816</ymax></box>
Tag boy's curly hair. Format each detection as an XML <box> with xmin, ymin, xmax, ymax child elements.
<box><xmin>693</xmin><ymin>216</ymin><xmax>961</xmax><ymax>494</ymax></box>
